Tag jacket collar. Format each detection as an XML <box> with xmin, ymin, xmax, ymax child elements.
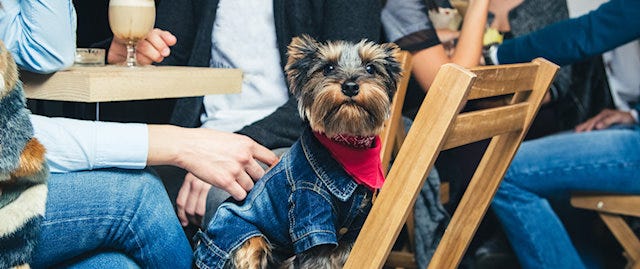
<box><xmin>298</xmin><ymin>127</ymin><xmax>358</xmax><ymax>201</ymax></box>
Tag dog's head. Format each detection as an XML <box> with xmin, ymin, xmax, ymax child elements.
<box><xmin>285</xmin><ymin>35</ymin><xmax>402</xmax><ymax>137</ymax></box>
<box><xmin>0</xmin><ymin>40</ymin><xmax>19</xmax><ymax>99</ymax></box>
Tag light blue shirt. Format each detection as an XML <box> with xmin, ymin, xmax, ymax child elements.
<box><xmin>30</xmin><ymin>115</ymin><xmax>149</xmax><ymax>173</ymax></box>
<box><xmin>0</xmin><ymin>0</ymin><xmax>77</xmax><ymax>74</ymax></box>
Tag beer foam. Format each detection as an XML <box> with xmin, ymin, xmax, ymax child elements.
<box><xmin>109</xmin><ymin>0</ymin><xmax>154</xmax><ymax>7</ymax></box>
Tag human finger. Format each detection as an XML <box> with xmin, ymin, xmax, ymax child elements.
<box><xmin>146</xmin><ymin>29</ymin><xmax>175</xmax><ymax>57</ymax></box>
<box><xmin>196</xmin><ymin>185</ymin><xmax>209</xmax><ymax>227</ymax></box>
<box><xmin>135</xmin><ymin>51</ymin><xmax>155</xmax><ymax>66</ymax></box>
<box><xmin>252</xmin><ymin>144</ymin><xmax>279</xmax><ymax>167</ymax></box>
<box><xmin>136</xmin><ymin>39</ymin><xmax>163</xmax><ymax>63</ymax></box>
<box><xmin>236</xmin><ymin>171</ymin><xmax>254</xmax><ymax>192</ymax></box>
<box><xmin>245</xmin><ymin>159</ymin><xmax>266</xmax><ymax>181</ymax></box>
<box><xmin>176</xmin><ymin>175</ymin><xmax>192</xmax><ymax>226</ymax></box>
<box><xmin>223</xmin><ymin>179</ymin><xmax>248</xmax><ymax>201</ymax></box>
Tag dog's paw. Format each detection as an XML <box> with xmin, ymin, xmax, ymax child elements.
<box><xmin>228</xmin><ymin>236</ymin><xmax>271</xmax><ymax>269</ymax></box>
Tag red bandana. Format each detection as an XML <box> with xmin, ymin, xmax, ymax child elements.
<box><xmin>313</xmin><ymin>132</ymin><xmax>385</xmax><ymax>190</ymax></box>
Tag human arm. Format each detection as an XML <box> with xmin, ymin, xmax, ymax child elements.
<box><xmin>31</xmin><ymin>115</ymin><xmax>278</xmax><ymax>198</ymax></box>
<box><xmin>495</xmin><ymin>0</ymin><xmax>640</xmax><ymax>66</ymax></box>
<box><xmin>382</xmin><ymin>0</ymin><xmax>489</xmax><ymax>90</ymax></box>
<box><xmin>0</xmin><ymin>0</ymin><xmax>76</xmax><ymax>73</ymax></box>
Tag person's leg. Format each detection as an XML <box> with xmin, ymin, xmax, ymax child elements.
<box><xmin>32</xmin><ymin>168</ymin><xmax>193</xmax><ymax>269</ymax></box>
<box><xmin>56</xmin><ymin>251</ymin><xmax>140</xmax><ymax>269</ymax></box>
<box><xmin>492</xmin><ymin>127</ymin><xmax>640</xmax><ymax>269</ymax></box>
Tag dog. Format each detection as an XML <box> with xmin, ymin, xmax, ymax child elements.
<box><xmin>194</xmin><ymin>35</ymin><xmax>401</xmax><ymax>269</ymax></box>
<box><xmin>0</xmin><ymin>40</ymin><xmax>49</xmax><ymax>269</ymax></box>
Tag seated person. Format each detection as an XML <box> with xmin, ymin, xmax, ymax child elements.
<box><xmin>1</xmin><ymin>0</ymin><xmax>276</xmax><ymax>267</ymax></box>
<box><xmin>483</xmin><ymin>0</ymin><xmax>640</xmax><ymax>268</ymax></box>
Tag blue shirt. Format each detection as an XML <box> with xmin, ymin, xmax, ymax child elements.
<box><xmin>0</xmin><ymin>0</ymin><xmax>76</xmax><ymax>73</ymax></box>
<box><xmin>194</xmin><ymin>127</ymin><xmax>374</xmax><ymax>268</ymax></box>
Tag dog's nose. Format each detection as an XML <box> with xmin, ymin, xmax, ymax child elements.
<box><xmin>341</xmin><ymin>82</ymin><xmax>359</xmax><ymax>97</ymax></box>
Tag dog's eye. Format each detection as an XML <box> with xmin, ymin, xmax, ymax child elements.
<box><xmin>365</xmin><ymin>64</ymin><xmax>376</xmax><ymax>75</ymax></box>
<box><xmin>323</xmin><ymin>64</ymin><xmax>335</xmax><ymax>76</ymax></box>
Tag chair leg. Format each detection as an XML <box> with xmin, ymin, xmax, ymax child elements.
<box><xmin>599</xmin><ymin>213</ymin><xmax>640</xmax><ymax>267</ymax></box>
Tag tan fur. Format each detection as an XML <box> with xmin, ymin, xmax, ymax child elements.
<box><xmin>0</xmin><ymin>40</ymin><xmax>19</xmax><ymax>98</ymax></box>
<box><xmin>11</xmin><ymin>139</ymin><xmax>46</xmax><ymax>178</ymax></box>
<box><xmin>231</xmin><ymin>237</ymin><xmax>272</xmax><ymax>269</ymax></box>
<box><xmin>12</xmin><ymin>264</ymin><xmax>31</xmax><ymax>269</ymax></box>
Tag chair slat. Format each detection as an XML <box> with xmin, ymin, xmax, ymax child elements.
<box><xmin>442</xmin><ymin>102</ymin><xmax>528</xmax><ymax>150</ymax></box>
<box><xmin>599</xmin><ymin>213</ymin><xmax>640</xmax><ymax>261</ymax></box>
<box><xmin>380</xmin><ymin>51</ymin><xmax>412</xmax><ymax>173</ymax></box>
<box><xmin>467</xmin><ymin>64</ymin><xmax>537</xmax><ymax>100</ymax></box>
<box><xmin>571</xmin><ymin>194</ymin><xmax>640</xmax><ymax>217</ymax></box>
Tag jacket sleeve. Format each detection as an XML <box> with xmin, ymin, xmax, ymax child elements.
<box><xmin>381</xmin><ymin>0</ymin><xmax>440</xmax><ymax>51</ymax></box>
<box><xmin>497</xmin><ymin>0</ymin><xmax>640</xmax><ymax>66</ymax></box>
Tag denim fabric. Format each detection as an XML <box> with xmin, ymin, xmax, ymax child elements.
<box><xmin>32</xmin><ymin>168</ymin><xmax>193</xmax><ymax>269</ymax></box>
<box><xmin>492</xmin><ymin>124</ymin><xmax>640</xmax><ymax>269</ymax></box>
<box><xmin>195</xmin><ymin>128</ymin><xmax>374</xmax><ymax>269</ymax></box>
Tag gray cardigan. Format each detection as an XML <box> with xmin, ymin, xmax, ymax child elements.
<box><xmin>156</xmin><ymin>0</ymin><xmax>382</xmax><ymax>149</ymax></box>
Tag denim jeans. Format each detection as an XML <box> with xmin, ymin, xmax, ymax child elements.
<box><xmin>31</xmin><ymin>168</ymin><xmax>193</xmax><ymax>268</ymax></box>
<box><xmin>491</xmin><ymin>125</ymin><xmax>640</xmax><ymax>269</ymax></box>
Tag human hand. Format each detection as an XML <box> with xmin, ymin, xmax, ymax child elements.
<box><xmin>147</xmin><ymin>126</ymin><xmax>279</xmax><ymax>201</ymax></box>
<box><xmin>574</xmin><ymin>109</ymin><xmax>636</xmax><ymax>132</ymax></box>
<box><xmin>176</xmin><ymin>172</ymin><xmax>211</xmax><ymax>227</ymax></box>
<box><xmin>107</xmin><ymin>28</ymin><xmax>177</xmax><ymax>65</ymax></box>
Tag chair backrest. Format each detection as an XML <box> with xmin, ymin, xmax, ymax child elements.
<box><xmin>344</xmin><ymin>58</ymin><xmax>559</xmax><ymax>269</ymax></box>
<box><xmin>380</xmin><ymin>50</ymin><xmax>412</xmax><ymax>173</ymax></box>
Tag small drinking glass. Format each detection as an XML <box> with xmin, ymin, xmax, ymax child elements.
<box><xmin>108</xmin><ymin>0</ymin><xmax>156</xmax><ymax>67</ymax></box>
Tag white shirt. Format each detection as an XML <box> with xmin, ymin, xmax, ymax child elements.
<box><xmin>30</xmin><ymin>115</ymin><xmax>148</xmax><ymax>173</ymax></box>
<box><xmin>200</xmin><ymin>0</ymin><xmax>288</xmax><ymax>132</ymax></box>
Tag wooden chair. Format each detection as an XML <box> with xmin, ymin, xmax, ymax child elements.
<box><xmin>344</xmin><ymin>58</ymin><xmax>559</xmax><ymax>269</ymax></box>
<box><xmin>571</xmin><ymin>193</ymin><xmax>640</xmax><ymax>269</ymax></box>
<box><xmin>380</xmin><ymin>50</ymin><xmax>412</xmax><ymax>173</ymax></box>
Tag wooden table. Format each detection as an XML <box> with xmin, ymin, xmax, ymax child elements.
<box><xmin>22</xmin><ymin>65</ymin><xmax>242</xmax><ymax>102</ymax></box>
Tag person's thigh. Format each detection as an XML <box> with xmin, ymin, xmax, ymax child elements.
<box><xmin>32</xmin><ymin>168</ymin><xmax>192</xmax><ymax>268</ymax></box>
<box><xmin>55</xmin><ymin>251</ymin><xmax>140</xmax><ymax>269</ymax></box>
<box><xmin>505</xmin><ymin>127</ymin><xmax>640</xmax><ymax>199</ymax></box>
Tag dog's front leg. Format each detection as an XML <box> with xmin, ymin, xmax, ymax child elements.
<box><xmin>282</xmin><ymin>242</ymin><xmax>353</xmax><ymax>269</ymax></box>
<box><xmin>226</xmin><ymin>236</ymin><xmax>271</xmax><ymax>269</ymax></box>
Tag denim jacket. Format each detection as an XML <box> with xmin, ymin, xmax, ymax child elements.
<box><xmin>194</xmin><ymin>127</ymin><xmax>374</xmax><ymax>269</ymax></box>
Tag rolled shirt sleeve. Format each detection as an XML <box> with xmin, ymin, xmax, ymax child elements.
<box><xmin>381</xmin><ymin>0</ymin><xmax>440</xmax><ymax>51</ymax></box>
<box><xmin>30</xmin><ymin>115</ymin><xmax>148</xmax><ymax>173</ymax></box>
<box><xmin>0</xmin><ymin>0</ymin><xmax>77</xmax><ymax>73</ymax></box>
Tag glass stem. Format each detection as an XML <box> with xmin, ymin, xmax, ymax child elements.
<box><xmin>126</xmin><ymin>41</ymin><xmax>136</xmax><ymax>67</ymax></box>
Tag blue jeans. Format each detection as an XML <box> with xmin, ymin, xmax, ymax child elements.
<box><xmin>492</xmin><ymin>125</ymin><xmax>640</xmax><ymax>269</ymax></box>
<box><xmin>31</xmin><ymin>168</ymin><xmax>193</xmax><ymax>268</ymax></box>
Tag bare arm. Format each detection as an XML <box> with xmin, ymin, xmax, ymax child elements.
<box><xmin>412</xmin><ymin>0</ymin><xmax>489</xmax><ymax>91</ymax></box>
<box><xmin>147</xmin><ymin>125</ymin><xmax>278</xmax><ymax>200</ymax></box>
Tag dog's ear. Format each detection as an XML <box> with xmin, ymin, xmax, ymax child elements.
<box><xmin>285</xmin><ymin>34</ymin><xmax>320</xmax><ymax>96</ymax></box>
<box><xmin>379</xmin><ymin>42</ymin><xmax>402</xmax><ymax>96</ymax></box>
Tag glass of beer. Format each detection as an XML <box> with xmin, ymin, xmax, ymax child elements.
<box><xmin>108</xmin><ymin>0</ymin><xmax>155</xmax><ymax>67</ymax></box>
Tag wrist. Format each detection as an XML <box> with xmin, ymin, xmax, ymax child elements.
<box><xmin>147</xmin><ymin>125</ymin><xmax>183</xmax><ymax>167</ymax></box>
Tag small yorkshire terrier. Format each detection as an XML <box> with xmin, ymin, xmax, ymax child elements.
<box><xmin>194</xmin><ymin>35</ymin><xmax>401</xmax><ymax>269</ymax></box>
